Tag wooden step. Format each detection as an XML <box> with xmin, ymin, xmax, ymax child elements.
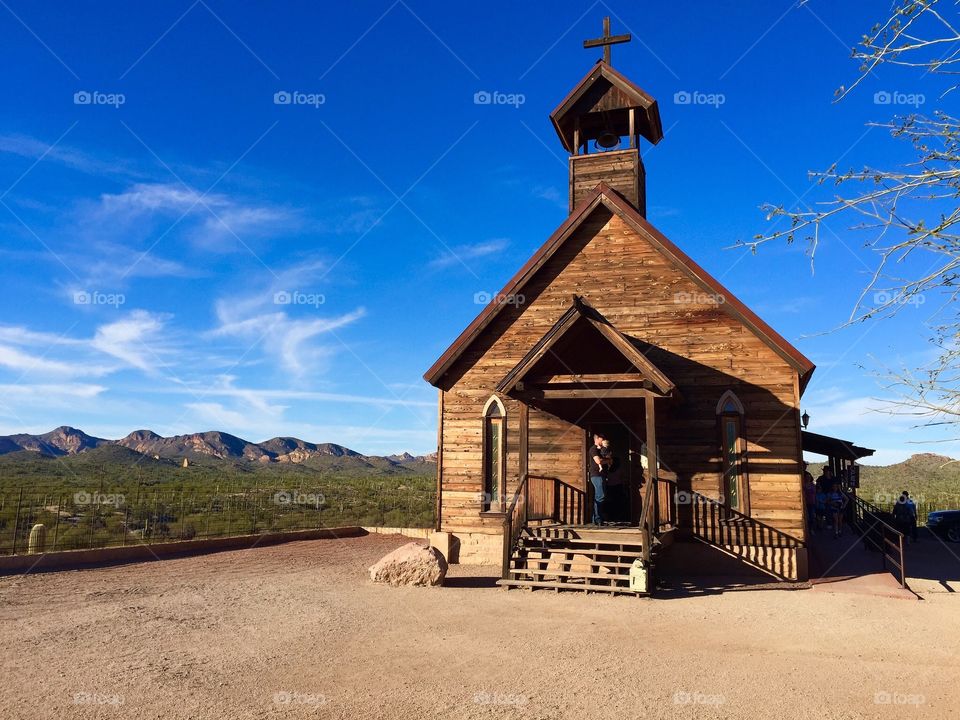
<box><xmin>496</xmin><ymin>578</ymin><xmax>645</xmax><ymax>595</ymax></box>
<box><xmin>517</xmin><ymin>542</ymin><xmax>647</xmax><ymax>559</ymax></box>
<box><xmin>524</xmin><ymin>536</ymin><xmax>644</xmax><ymax>549</ymax></box>
<box><xmin>508</xmin><ymin>568</ymin><xmax>631</xmax><ymax>583</ymax></box>
<box><xmin>527</xmin><ymin>526</ymin><xmax>648</xmax><ymax>544</ymax></box>
<box><xmin>513</xmin><ymin>558</ymin><xmax>634</xmax><ymax>572</ymax></box>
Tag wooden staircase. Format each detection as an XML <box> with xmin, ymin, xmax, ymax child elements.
<box><xmin>497</xmin><ymin>523</ymin><xmax>670</xmax><ymax>595</ymax></box>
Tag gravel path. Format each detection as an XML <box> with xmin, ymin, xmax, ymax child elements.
<box><xmin>1</xmin><ymin>533</ymin><xmax>957</xmax><ymax>719</ymax></box>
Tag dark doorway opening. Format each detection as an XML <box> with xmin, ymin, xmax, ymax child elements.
<box><xmin>587</xmin><ymin>422</ymin><xmax>634</xmax><ymax>524</ymax></box>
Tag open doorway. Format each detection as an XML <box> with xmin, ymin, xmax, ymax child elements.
<box><xmin>586</xmin><ymin>422</ymin><xmax>635</xmax><ymax>525</ymax></box>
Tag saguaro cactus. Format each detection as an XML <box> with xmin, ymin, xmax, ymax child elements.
<box><xmin>28</xmin><ymin>523</ymin><xmax>47</xmax><ymax>554</ymax></box>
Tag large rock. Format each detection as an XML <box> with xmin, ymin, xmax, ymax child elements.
<box><xmin>369</xmin><ymin>542</ymin><xmax>447</xmax><ymax>587</ymax></box>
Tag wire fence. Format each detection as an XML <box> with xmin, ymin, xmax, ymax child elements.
<box><xmin>0</xmin><ymin>483</ymin><xmax>436</xmax><ymax>556</ymax></box>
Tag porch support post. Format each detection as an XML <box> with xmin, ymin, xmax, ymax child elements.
<box><xmin>435</xmin><ymin>389</ymin><xmax>444</xmax><ymax>531</ymax></box>
<box><xmin>519</xmin><ymin>402</ymin><xmax>529</xmax><ymax>481</ymax></box>
<box><xmin>642</xmin><ymin>393</ymin><xmax>658</xmax><ymax>563</ymax></box>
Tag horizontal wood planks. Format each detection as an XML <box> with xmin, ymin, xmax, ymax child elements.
<box><xmin>438</xmin><ymin>209</ymin><xmax>805</xmax><ymax>540</ymax></box>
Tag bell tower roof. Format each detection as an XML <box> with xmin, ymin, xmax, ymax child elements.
<box><xmin>550</xmin><ymin>60</ymin><xmax>664</xmax><ymax>153</ymax></box>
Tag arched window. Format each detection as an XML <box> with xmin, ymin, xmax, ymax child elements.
<box><xmin>716</xmin><ymin>391</ymin><xmax>748</xmax><ymax>513</ymax></box>
<box><xmin>482</xmin><ymin>396</ymin><xmax>507</xmax><ymax>512</ymax></box>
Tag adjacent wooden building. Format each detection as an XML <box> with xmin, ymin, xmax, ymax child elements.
<box><xmin>424</xmin><ymin>27</ymin><xmax>834</xmax><ymax>591</ymax></box>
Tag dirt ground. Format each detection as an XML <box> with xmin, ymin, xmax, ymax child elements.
<box><xmin>1</xmin><ymin>533</ymin><xmax>958</xmax><ymax>720</ymax></box>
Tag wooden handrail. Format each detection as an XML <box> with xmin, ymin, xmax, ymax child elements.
<box><xmin>501</xmin><ymin>473</ymin><xmax>530</xmax><ymax>579</ymax></box>
<box><xmin>847</xmin><ymin>491</ymin><xmax>907</xmax><ymax>588</ymax></box>
<box><xmin>656</xmin><ymin>477</ymin><xmax>804</xmax><ymax>581</ymax></box>
<box><xmin>637</xmin><ymin>470</ymin><xmax>660</xmax><ymax>562</ymax></box>
<box><xmin>658</xmin><ymin>477</ymin><xmax>802</xmax><ymax>548</ymax></box>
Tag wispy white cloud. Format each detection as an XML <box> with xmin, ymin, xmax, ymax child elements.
<box><xmin>532</xmin><ymin>185</ymin><xmax>565</xmax><ymax>208</ymax></box>
<box><xmin>0</xmin><ymin>310</ymin><xmax>174</xmax><ymax>380</ymax></box>
<box><xmin>0</xmin><ymin>383</ymin><xmax>106</xmax><ymax>400</ymax></box>
<box><xmin>429</xmin><ymin>238</ymin><xmax>509</xmax><ymax>270</ymax></box>
<box><xmin>208</xmin><ymin>260</ymin><xmax>366</xmax><ymax>376</ymax></box>
<box><xmin>0</xmin><ymin>344</ymin><xmax>110</xmax><ymax>378</ymax></box>
<box><xmin>90</xmin><ymin>310</ymin><xmax>172</xmax><ymax>375</ymax></box>
<box><xmin>0</xmin><ymin>133</ymin><xmax>147</xmax><ymax>180</ymax></box>
<box><xmin>90</xmin><ymin>182</ymin><xmax>298</xmax><ymax>253</ymax></box>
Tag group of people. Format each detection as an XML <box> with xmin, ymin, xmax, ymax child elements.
<box><xmin>589</xmin><ymin>432</ymin><xmax>627</xmax><ymax>526</ymax></box>
<box><xmin>802</xmin><ymin>464</ymin><xmax>850</xmax><ymax>538</ymax></box>
<box><xmin>802</xmin><ymin>463</ymin><xmax>920</xmax><ymax>542</ymax></box>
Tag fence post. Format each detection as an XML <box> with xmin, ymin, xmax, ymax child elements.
<box><xmin>899</xmin><ymin>533</ymin><xmax>906</xmax><ymax>588</ymax></box>
<box><xmin>53</xmin><ymin>495</ymin><xmax>62</xmax><ymax>552</ymax></box>
<box><xmin>179</xmin><ymin>495</ymin><xmax>186</xmax><ymax>539</ymax></box>
<box><xmin>11</xmin><ymin>488</ymin><xmax>23</xmax><ymax>555</ymax></box>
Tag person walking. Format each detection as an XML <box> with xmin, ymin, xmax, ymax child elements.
<box><xmin>828</xmin><ymin>482</ymin><xmax>848</xmax><ymax>538</ymax></box>
<box><xmin>893</xmin><ymin>490</ymin><xmax>919</xmax><ymax>542</ymax></box>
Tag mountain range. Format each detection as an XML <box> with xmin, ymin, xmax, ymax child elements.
<box><xmin>0</xmin><ymin>426</ymin><xmax>436</xmax><ymax>466</ymax></box>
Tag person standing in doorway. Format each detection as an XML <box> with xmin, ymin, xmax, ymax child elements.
<box><xmin>602</xmin><ymin>437</ymin><xmax>624</xmax><ymax>524</ymax></box>
<box><xmin>589</xmin><ymin>432</ymin><xmax>608</xmax><ymax>526</ymax></box>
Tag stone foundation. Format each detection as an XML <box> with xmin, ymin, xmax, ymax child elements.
<box><xmin>431</xmin><ymin>530</ymin><xmax>503</xmax><ymax>566</ymax></box>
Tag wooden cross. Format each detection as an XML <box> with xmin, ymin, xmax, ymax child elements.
<box><xmin>583</xmin><ymin>16</ymin><xmax>631</xmax><ymax>65</ymax></box>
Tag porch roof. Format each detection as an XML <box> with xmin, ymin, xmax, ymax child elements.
<box><xmin>802</xmin><ymin>430</ymin><xmax>875</xmax><ymax>461</ymax></box>
<box><xmin>496</xmin><ymin>296</ymin><xmax>676</xmax><ymax>398</ymax></box>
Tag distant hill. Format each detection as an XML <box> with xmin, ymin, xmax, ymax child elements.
<box><xmin>813</xmin><ymin>453</ymin><xmax>960</xmax><ymax>501</ymax></box>
<box><xmin>0</xmin><ymin>426</ymin><xmax>110</xmax><ymax>457</ymax></box>
<box><xmin>0</xmin><ymin>426</ymin><xmax>436</xmax><ymax>470</ymax></box>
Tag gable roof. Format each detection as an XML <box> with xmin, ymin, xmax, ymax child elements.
<box><xmin>423</xmin><ymin>183</ymin><xmax>816</xmax><ymax>392</ymax></box>
<box><xmin>550</xmin><ymin>61</ymin><xmax>664</xmax><ymax>152</ymax></box>
<box><xmin>496</xmin><ymin>296</ymin><xmax>676</xmax><ymax>396</ymax></box>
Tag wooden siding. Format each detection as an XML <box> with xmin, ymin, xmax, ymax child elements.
<box><xmin>438</xmin><ymin>208</ymin><xmax>804</xmax><ymax>539</ymax></box>
<box><xmin>569</xmin><ymin>150</ymin><xmax>645</xmax><ymax>214</ymax></box>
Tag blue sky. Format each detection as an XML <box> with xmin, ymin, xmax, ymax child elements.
<box><xmin>0</xmin><ymin>0</ymin><xmax>952</xmax><ymax>462</ymax></box>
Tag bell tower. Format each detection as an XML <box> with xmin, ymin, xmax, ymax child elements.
<box><xmin>550</xmin><ymin>17</ymin><xmax>663</xmax><ymax>215</ymax></box>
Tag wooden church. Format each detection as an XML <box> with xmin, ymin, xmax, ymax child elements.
<box><xmin>424</xmin><ymin>20</ymin><xmax>824</xmax><ymax>592</ymax></box>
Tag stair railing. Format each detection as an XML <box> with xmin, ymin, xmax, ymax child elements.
<box><xmin>501</xmin><ymin>473</ymin><xmax>530</xmax><ymax>579</ymax></box>
<box><xmin>637</xmin><ymin>472</ymin><xmax>660</xmax><ymax>562</ymax></box>
<box><xmin>847</xmin><ymin>492</ymin><xmax>907</xmax><ymax>588</ymax></box>
<box><xmin>657</xmin><ymin>477</ymin><xmax>803</xmax><ymax>580</ymax></box>
<box><xmin>501</xmin><ymin>474</ymin><xmax>587</xmax><ymax>578</ymax></box>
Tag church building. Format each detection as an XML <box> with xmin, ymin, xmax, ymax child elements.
<box><xmin>423</xmin><ymin>20</ymin><xmax>861</xmax><ymax>593</ymax></box>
